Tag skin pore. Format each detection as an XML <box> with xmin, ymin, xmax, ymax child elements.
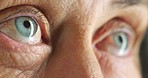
<box><xmin>0</xmin><ymin>0</ymin><xmax>147</xmax><ymax>78</ymax></box>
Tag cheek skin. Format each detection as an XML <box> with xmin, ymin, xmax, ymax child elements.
<box><xmin>94</xmin><ymin>50</ymin><xmax>141</xmax><ymax>78</ymax></box>
<box><xmin>0</xmin><ymin>32</ymin><xmax>51</xmax><ymax>77</ymax></box>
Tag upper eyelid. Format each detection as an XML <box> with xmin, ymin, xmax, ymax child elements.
<box><xmin>0</xmin><ymin>5</ymin><xmax>43</xmax><ymax>23</ymax></box>
<box><xmin>92</xmin><ymin>18</ymin><xmax>135</xmax><ymax>45</ymax></box>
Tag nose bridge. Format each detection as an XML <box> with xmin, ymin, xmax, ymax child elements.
<box><xmin>46</xmin><ymin>22</ymin><xmax>103</xmax><ymax>78</ymax></box>
<box><xmin>61</xmin><ymin>27</ymin><xmax>102</xmax><ymax>78</ymax></box>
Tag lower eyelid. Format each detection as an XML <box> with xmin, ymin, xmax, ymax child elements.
<box><xmin>0</xmin><ymin>32</ymin><xmax>51</xmax><ymax>68</ymax></box>
<box><xmin>94</xmin><ymin>48</ymin><xmax>112</xmax><ymax>68</ymax></box>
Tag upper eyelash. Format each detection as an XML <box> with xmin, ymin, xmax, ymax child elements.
<box><xmin>1</xmin><ymin>7</ymin><xmax>43</xmax><ymax>23</ymax></box>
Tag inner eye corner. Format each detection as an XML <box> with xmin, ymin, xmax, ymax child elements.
<box><xmin>41</xmin><ymin>33</ymin><xmax>50</xmax><ymax>44</ymax></box>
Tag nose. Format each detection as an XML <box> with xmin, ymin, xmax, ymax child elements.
<box><xmin>45</xmin><ymin>21</ymin><xmax>103</xmax><ymax>78</ymax></box>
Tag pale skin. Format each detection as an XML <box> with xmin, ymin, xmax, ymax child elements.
<box><xmin>0</xmin><ymin>0</ymin><xmax>148</xmax><ymax>78</ymax></box>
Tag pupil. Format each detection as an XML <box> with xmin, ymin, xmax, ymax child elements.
<box><xmin>118</xmin><ymin>36</ymin><xmax>123</xmax><ymax>44</ymax></box>
<box><xmin>23</xmin><ymin>21</ymin><xmax>31</xmax><ymax>28</ymax></box>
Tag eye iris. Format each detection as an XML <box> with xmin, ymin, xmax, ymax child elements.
<box><xmin>15</xmin><ymin>16</ymin><xmax>38</xmax><ymax>37</ymax></box>
<box><xmin>113</xmin><ymin>32</ymin><xmax>128</xmax><ymax>55</ymax></box>
<box><xmin>114</xmin><ymin>33</ymin><xmax>127</xmax><ymax>48</ymax></box>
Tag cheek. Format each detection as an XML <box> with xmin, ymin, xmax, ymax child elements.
<box><xmin>95</xmin><ymin>50</ymin><xmax>141</xmax><ymax>78</ymax></box>
<box><xmin>0</xmin><ymin>32</ymin><xmax>51</xmax><ymax>69</ymax></box>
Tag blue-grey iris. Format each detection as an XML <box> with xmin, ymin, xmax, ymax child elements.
<box><xmin>113</xmin><ymin>32</ymin><xmax>128</xmax><ymax>54</ymax></box>
<box><xmin>15</xmin><ymin>16</ymin><xmax>38</xmax><ymax>37</ymax></box>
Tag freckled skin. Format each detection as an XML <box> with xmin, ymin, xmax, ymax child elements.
<box><xmin>0</xmin><ymin>0</ymin><xmax>147</xmax><ymax>78</ymax></box>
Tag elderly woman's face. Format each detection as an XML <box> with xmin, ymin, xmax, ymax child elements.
<box><xmin>0</xmin><ymin>0</ymin><xmax>147</xmax><ymax>78</ymax></box>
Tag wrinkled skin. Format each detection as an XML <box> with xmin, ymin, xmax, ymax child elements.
<box><xmin>0</xmin><ymin>0</ymin><xmax>148</xmax><ymax>78</ymax></box>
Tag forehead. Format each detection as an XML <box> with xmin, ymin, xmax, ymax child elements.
<box><xmin>0</xmin><ymin>0</ymin><xmax>141</xmax><ymax>10</ymax></box>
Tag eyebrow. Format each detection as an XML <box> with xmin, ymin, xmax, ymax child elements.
<box><xmin>112</xmin><ymin>0</ymin><xmax>141</xmax><ymax>7</ymax></box>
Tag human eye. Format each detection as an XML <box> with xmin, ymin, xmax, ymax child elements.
<box><xmin>93</xmin><ymin>18</ymin><xmax>135</xmax><ymax>57</ymax></box>
<box><xmin>0</xmin><ymin>6</ymin><xmax>50</xmax><ymax>44</ymax></box>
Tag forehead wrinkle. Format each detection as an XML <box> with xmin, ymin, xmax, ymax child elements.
<box><xmin>59</xmin><ymin>0</ymin><xmax>92</xmax><ymax>19</ymax></box>
<box><xmin>68</xmin><ymin>0</ymin><xmax>100</xmax><ymax>16</ymax></box>
<box><xmin>77</xmin><ymin>0</ymin><xmax>100</xmax><ymax>10</ymax></box>
<box><xmin>60</xmin><ymin>0</ymin><xmax>102</xmax><ymax>31</ymax></box>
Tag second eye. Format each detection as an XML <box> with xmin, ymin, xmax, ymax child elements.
<box><xmin>93</xmin><ymin>20</ymin><xmax>135</xmax><ymax>57</ymax></box>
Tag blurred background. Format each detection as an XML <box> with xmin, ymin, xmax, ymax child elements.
<box><xmin>140</xmin><ymin>28</ymin><xmax>148</xmax><ymax>78</ymax></box>
<box><xmin>140</xmin><ymin>0</ymin><xmax>147</xmax><ymax>78</ymax></box>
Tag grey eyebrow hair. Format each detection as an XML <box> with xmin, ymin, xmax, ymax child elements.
<box><xmin>112</xmin><ymin>0</ymin><xmax>141</xmax><ymax>7</ymax></box>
